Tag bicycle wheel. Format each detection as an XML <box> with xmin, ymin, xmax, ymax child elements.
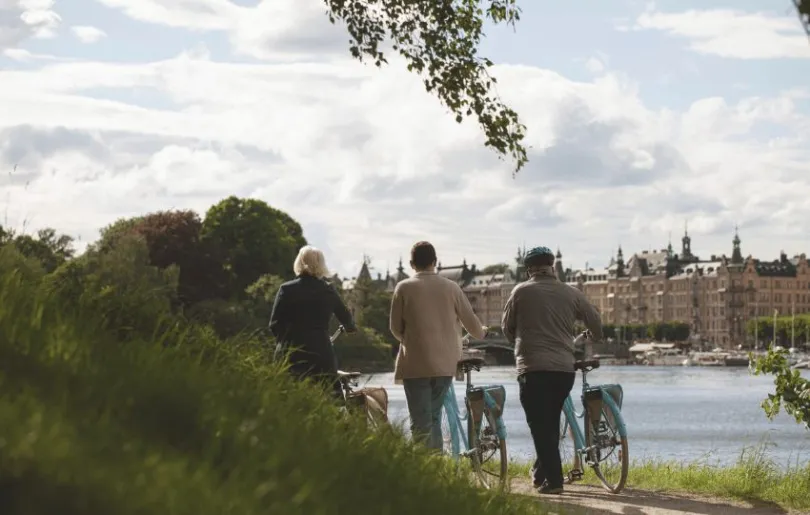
<box><xmin>468</xmin><ymin>405</ymin><xmax>508</xmax><ymax>490</ymax></box>
<box><xmin>584</xmin><ymin>401</ymin><xmax>628</xmax><ymax>493</ymax></box>
<box><xmin>559</xmin><ymin>411</ymin><xmax>581</xmax><ymax>483</ymax></box>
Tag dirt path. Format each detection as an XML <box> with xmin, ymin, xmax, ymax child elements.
<box><xmin>510</xmin><ymin>480</ymin><xmax>804</xmax><ymax>515</ymax></box>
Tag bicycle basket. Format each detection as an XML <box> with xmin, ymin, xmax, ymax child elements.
<box><xmin>600</xmin><ymin>384</ymin><xmax>623</xmax><ymax>410</ymax></box>
<box><xmin>468</xmin><ymin>385</ymin><xmax>506</xmax><ymax>420</ymax></box>
<box><xmin>347</xmin><ymin>387</ymin><xmax>389</xmax><ymax>423</ymax></box>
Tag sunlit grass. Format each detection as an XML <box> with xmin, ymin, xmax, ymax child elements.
<box><xmin>509</xmin><ymin>444</ymin><xmax>810</xmax><ymax>511</ymax></box>
<box><xmin>0</xmin><ymin>250</ymin><xmax>549</xmax><ymax>515</ymax></box>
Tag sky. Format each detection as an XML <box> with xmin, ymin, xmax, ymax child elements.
<box><xmin>1</xmin><ymin>0</ymin><xmax>809</xmax><ymax>279</ymax></box>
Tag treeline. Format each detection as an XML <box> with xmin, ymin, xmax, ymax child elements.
<box><xmin>573</xmin><ymin>322</ymin><xmax>691</xmax><ymax>342</ymax></box>
<box><xmin>746</xmin><ymin>314</ymin><xmax>810</xmax><ymax>347</ymax></box>
<box><xmin>1</xmin><ymin>196</ymin><xmax>393</xmax><ymax>371</ymax></box>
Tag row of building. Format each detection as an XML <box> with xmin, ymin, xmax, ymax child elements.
<box><xmin>341</xmin><ymin>228</ymin><xmax>810</xmax><ymax>348</ymax></box>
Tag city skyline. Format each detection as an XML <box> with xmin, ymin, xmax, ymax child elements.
<box><xmin>340</xmin><ymin>225</ymin><xmax>804</xmax><ymax>281</ymax></box>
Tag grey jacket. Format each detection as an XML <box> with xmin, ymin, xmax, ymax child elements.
<box><xmin>502</xmin><ymin>267</ymin><xmax>603</xmax><ymax>375</ymax></box>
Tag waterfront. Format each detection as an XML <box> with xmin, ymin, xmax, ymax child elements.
<box><xmin>364</xmin><ymin>366</ymin><xmax>810</xmax><ymax>467</ymax></box>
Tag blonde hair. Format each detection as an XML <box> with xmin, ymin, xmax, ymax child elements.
<box><xmin>293</xmin><ymin>245</ymin><xmax>330</xmax><ymax>278</ymax></box>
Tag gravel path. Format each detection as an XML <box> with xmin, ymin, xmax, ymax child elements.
<box><xmin>510</xmin><ymin>480</ymin><xmax>804</xmax><ymax>515</ymax></box>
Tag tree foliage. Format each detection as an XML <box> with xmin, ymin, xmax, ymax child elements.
<box><xmin>46</xmin><ymin>235</ymin><xmax>179</xmax><ymax>340</ymax></box>
<box><xmin>244</xmin><ymin>273</ymin><xmax>287</xmax><ymax>322</ymax></box>
<box><xmin>796</xmin><ymin>0</ymin><xmax>810</xmax><ymax>35</ymax></box>
<box><xmin>201</xmin><ymin>196</ymin><xmax>306</xmax><ymax>298</ymax></box>
<box><xmin>481</xmin><ymin>263</ymin><xmax>510</xmax><ymax>274</ymax></box>
<box><xmin>3</xmin><ymin>196</ymin><xmax>391</xmax><ymax>369</ymax></box>
<box><xmin>588</xmin><ymin>322</ymin><xmax>690</xmax><ymax>342</ymax></box>
<box><xmin>746</xmin><ymin>315</ymin><xmax>810</xmax><ymax>348</ymax></box>
<box><xmin>0</xmin><ymin>226</ymin><xmax>74</xmax><ymax>273</ymax></box>
<box><xmin>98</xmin><ymin>210</ymin><xmax>224</xmax><ymax>304</ymax></box>
<box><xmin>751</xmin><ymin>346</ymin><xmax>810</xmax><ymax>430</ymax></box>
<box><xmin>326</xmin><ymin>0</ymin><xmax>528</xmax><ymax>173</ymax></box>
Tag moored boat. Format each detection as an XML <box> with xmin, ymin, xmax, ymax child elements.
<box><xmin>723</xmin><ymin>354</ymin><xmax>750</xmax><ymax>367</ymax></box>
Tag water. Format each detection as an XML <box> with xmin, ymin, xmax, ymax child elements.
<box><xmin>364</xmin><ymin>366</ymin><xmax>810</xmax><ymax>467</ymax></box>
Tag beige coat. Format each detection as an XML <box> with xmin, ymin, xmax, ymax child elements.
<box><xmin>389</xmin><ymin>271</ymin><xmax>486</xmax><ymax>380</ymax></box>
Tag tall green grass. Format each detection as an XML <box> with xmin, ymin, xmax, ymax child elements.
<box><xmin>510</xmin><ymin>445</ymin><xmax>810</xmax><ymax>511</ymax></box>
<box><xmin>0</xmin><ymin>251</ymin><xmax>544</xmax><ymax>515</ymax></box>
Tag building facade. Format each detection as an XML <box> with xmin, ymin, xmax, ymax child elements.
<box><xmin>568</xmin><ymin>228</ymin><xmax>810</xmax><ymax>348</ymax></box>
<box><xmin>342</xmin><ymin>231</ymin><xmax>810</xmax><ymax>348</ymax></box>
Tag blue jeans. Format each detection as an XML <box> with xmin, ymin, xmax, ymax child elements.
<box><xmin>403</xmin><ymin>376</ymin><xmax>453</xmax><ymax>450</ymax></box>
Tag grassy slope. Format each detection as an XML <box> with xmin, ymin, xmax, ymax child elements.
<box><xmin>0</xmin><ymin>260</ymin><xmax>545</xmax><ymax>515</ymax></box>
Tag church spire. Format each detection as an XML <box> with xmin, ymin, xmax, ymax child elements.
<box><xmin>554</xmin><ymin>248</ymin><xmax>565</xmax><ymax>281</ymax></box>
<box><xmin>731</xmin><ymin>225</ymin><xmax>743</xmax><ymax>265</ymax></box>
<box><xmin>616</xmin><ymin>245</ymin><xmax>625</xmax><ymax>277</ymax></box>
<box><xmin>681</xmin><ymin>221</ymin><xmax>692</xmax><ymax>259</ymax></box>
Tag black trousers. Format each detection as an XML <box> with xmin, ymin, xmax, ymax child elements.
<box><xmin>518</xmin><ymin>370</ymin><xmax>576</xmax><ymax>488</ymax></box>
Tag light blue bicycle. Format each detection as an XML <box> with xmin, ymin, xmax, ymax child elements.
<box><xmin>559</xmin><ymin>334</ymin><xmax>629</xmax><ymax>493</ymax></box>
<box><xmin>440</xmin><ymin>354</ymin><xmax>509</xmax><ymax>490</ymax></box>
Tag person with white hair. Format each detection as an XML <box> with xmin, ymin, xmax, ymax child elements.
<box><xmin>270</xmin><ymin>245</ymin><xmax>356</xmax><ymax>396</ymax></box>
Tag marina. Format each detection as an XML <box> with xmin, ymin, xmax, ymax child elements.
<box><xmin>467</xmin><ymin>337</ymin><xmax>810</xmax><ymax>369</ymax></box>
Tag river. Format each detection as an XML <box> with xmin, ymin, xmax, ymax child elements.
<box><xmin>363</xmin><ymin>366</ymin><xmax>810</xmax><ymax>467</ymax></box>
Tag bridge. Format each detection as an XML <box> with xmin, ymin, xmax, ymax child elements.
<box><xmin>467</xmin><ymin>338</ymin><xmax>515</xmax><ymax>366</ymax></box>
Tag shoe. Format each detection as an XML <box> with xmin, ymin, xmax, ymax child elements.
<box><xmin>536</xmin><ymin>483</ymin><xmax>564</xmax><ymax>495</ymax></box>
<box><xmin>530</xmin><ymin>468</ymin><xmax>545</xmax><ymax>489</ymax></box>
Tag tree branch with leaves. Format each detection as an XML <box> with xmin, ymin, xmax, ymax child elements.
<box><xmin>751</xmin><ymin>347</ymin><xmax>810</xmax><ymax>430</ymax></box>
<box><xmin>325</xmin><ymin>0</ymin><xmax>528</xmax><ymax>174</ymax></box>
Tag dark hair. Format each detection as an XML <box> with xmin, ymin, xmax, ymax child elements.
<box><xmin>410</xmin><ymin>241</ymin><xmax>437</xmax><ymax>270</ymax></box>
<box><xmin>524</xmin><ymin>253</ymin><xmax>555</xmax><ymax>268</ymax></box>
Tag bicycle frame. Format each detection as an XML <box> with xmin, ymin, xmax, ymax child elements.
<box><xmin>562</xmin><ymin>368</ymin><xmax>627</xmax><ymax>459</ymax></box>
<box><xmin>442</xmin><ymin>359</ymin><xmax>507</xmax><ymax>459</ymax></box>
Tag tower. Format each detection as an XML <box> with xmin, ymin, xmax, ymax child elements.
<box><xmin>731</xmin><ymin>225</ymin><xmax>743</xmax><ymax>265</ymax></box>
<box><xmin>681</xmin><ymin>222</ymin><xmax>693</xmax><ymax>260</ymax></box>
<box><xmin>515</xmin><ymin>245</ymin><xmax>526</xmax><ymax>278</ymax></box>
<box><xmin>554</xmin><ymin>248</ymin><xmax>565</xmax><ymax>281</ymax></box>
<box><xmin>616</xmin><ymin>246</ymin><xmax>625</xmax><ymax>277</ymax></box>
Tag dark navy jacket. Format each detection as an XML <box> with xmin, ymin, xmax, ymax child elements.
<box><xmin>269</xmin><ymin>274</ymin><xmax>356</xmax><ymax>379</ymax></box>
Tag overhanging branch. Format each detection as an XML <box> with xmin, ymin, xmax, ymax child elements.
<box><xmin>795</xmin><ymin>0</ymin><xmax>810</xmax><ymax>36</ymax></box>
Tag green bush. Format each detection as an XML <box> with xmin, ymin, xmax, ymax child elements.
<box><xmin>334</xmin><ymin>327</ymin><xmax>395</xmax><ymax>372</ymax></box>
<box><xmin>0</xmin><ymin>263</ymin><xmax>539</xmax><ymax>515</ymax></box>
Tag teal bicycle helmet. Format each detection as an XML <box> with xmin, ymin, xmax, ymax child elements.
<box><xmin>524</xmin><ymin>246</ymin><xmax>554</xmax><ymax>260</ymax></box>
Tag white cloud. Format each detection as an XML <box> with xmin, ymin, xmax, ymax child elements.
<box><xmin>1</xmin><ymin>45</ymin><xmax>809</xmax><ymax>276</ymax></box>
<box><xmin>2</xmin><ymin>2</ymin><xmax>810</xmax><ymax>275</ymax></box>
<box><xmin>71</xmin><ymin>25</ymin><xmax>107</xmax><ymax>44</ymax></box>
<box><xmin>91</xmin><ymin>0</ymin><xmax>347</xmax><ymax>60</ymax></box>
<box><xmin>0</xmin><ymin>0</ymin><xmax>61</xmax><ymax>50</ymax></box>
<box><xmin>584</xmin><ymin>57</ymin><xmax>605</xmax><ymax>74</ymax></box>
<box><xmin>2</xmin><ymin>47</ymin><xmax>59</xmax><ymax>61</ymax></box>
<box><xmin>633</xmin><ymin>8</ymin><xmax>810</xmax><ymax>59</ymax></box>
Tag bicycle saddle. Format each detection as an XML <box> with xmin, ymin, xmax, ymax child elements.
<box><xmin>457</xmin><ymin>357</ymin><xmax>485</xmax><ymax>371</ymax></box>
<box><xmin>337</xmin><ymin>370</ymin><xmax>362</xmax><ymax>380</ymax></box>
<box><xmin>574</xmin><ymin>359</ymin><xmax>600</xmax><ymax>371</ymax></box>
